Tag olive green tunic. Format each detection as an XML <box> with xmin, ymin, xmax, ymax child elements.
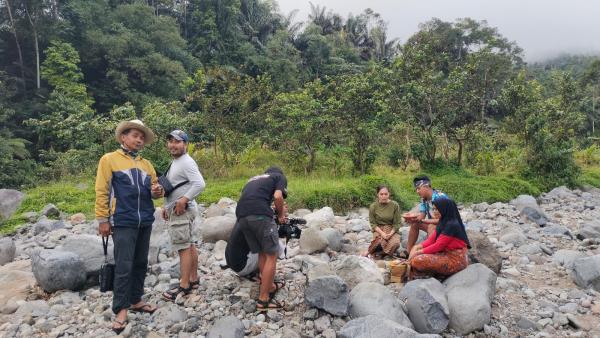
<box><xmin>368</xmin><ymin>200</ymin><xmax>401</xmax><ymax>232</ymax></box>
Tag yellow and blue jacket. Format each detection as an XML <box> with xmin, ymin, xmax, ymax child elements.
<box><xmin>95</xmin><ymin>149</ymin><xmax>158</xmax><ymax>227</ymax></box>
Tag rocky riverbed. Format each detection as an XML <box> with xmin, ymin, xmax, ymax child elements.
<box><xmin>0</xmin><ymin>185</ymin><xmax>599</xmax><ymax>337</ymax></box>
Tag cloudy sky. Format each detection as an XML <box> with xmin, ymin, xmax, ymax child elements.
<box><xmin>275</xmin><ymin>0</ymin><xmax>600</xmax><ymax>62</ymax></box>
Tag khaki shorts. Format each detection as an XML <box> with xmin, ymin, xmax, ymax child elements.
<box><xmin>166</xmin><ymin>208</ymin><xmax>197</xmax><ymax>252</ymax></box>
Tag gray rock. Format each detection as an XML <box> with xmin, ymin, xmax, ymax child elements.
<box><xmin>33</xmin><ymin>216</ymin><xmax>65</xmax><ymax>235</ymax></box>
<box><xmin>0</xmin><ymin>189</ymin><xmax>24</xmax><ymax>220</ymax></box>
<box><xmin>200</xmin><ymin>215</ymin><xmax>236</xmax><ymax>243</ymax></box>
<box><xmin>443</xmin><ymin>263</ymin><xmax>496</xmax><ymax>335</ymax></box>
<box><xmin>471</xmin><ymin>202</ymin><xmax>489</xmax><ymax>212</ymax></box>
<box><xmin>31</xmin><ymin>250</ymin><xmax>86</xmax><ymax>293</ymax></box>
<box><xmin>331</xmin><ymin>255</ymin><xmax>384</xmax><ymax>289</ymax></box>
<box><xmin>213</xmin><ymin>240</ymin><xmax>227</xmax><ymax>261</ymax></box>
<box><xmin>299</xmin><ymin>227</ymin><xmax>328</xmax><ymax>254</ymax></box>
<box><xmin>518</xmin><ymin>243</ymin><xmax>543</xmax><ymax>255</ymax></box>
<box><xmin>400</xmin><ymin>279</ymin><xmax>449</xmax><ymax>334</ymax></box>
<box><xmin>314</xmin><ymin>316</ymin><xmax>331</xmax><ymax>333</ymax></box>
<box><xmin>570</xmin><ymin>255</ymin><xmax>600</xmax><ymax>291</ymax></box>
<box><xmin>207</xmin><ymin>315</ymin><xmax>245</xmax><ymax>338</ymax></box>
<box><xmin>304</xmin><ymin>207</ymin><xmax>335</xmax><ymax>229</ymax></box>
<box><xmin>41</xmin><ymin>204</ymin><xmax>60</xmax><ymax>218</ymax></box>
<box><xmin>348</xmin><ymin>219</ymin><xmax>370</xmax><ymax>232</ymax></box>
<box><xmin>577</xmin><ymin>221</ymin><xmax>600</xmax><ymax>240</ymax></box>
<box><xmin>0</xmin><ymin>237</ymin><xmax>16</xmax><ymax>265</ymax></box>
<box><xmin>516</xmin><ymin>316</ymin><xmax>536</xmax><ymax>330</ymax></box>
<box><xmin>304</xmin><ymin>276</ymin><xmax>349</xmax><ymax>316</ymax></box>
<box><xmin>401</xmin><ymin>227</ymin><xmax>428</xmax><ymax>249</ymax></box>
<box><xmin>59</xmin><ymin>235</ymin><xmax>114</xmax><ymax>284</ymax></box>
<box><xmin>149</xmin><ymin>230</ymin><xmax>170</xmax><ymax>265</ymax></box>
<box><xmin>466</xmin><ymin>220</ymin><xmax>487</xmax><ymax>232</ymax></box>
<box><xmin>520</xmin><ymin>206</ymin><xmax>549</xmax><ymax>226</ymax></box>
<box><xmin>546</xmin><ymin>186</ymin><xmax>577</xmax><ymax>200</ymax></box>
<box><xmin>509</xmin><ymin>195</ymin><xmax>539</xmax><ymax>211</ymax></box>
<box><xmin>499</xmin><ymin>230</ymin><xmax>527</xmax><ymax>246</ymax></box>
<box><xmin>154</xmin><ymin>303</ymin><xmax>188</xmax><ymax>327</ymax></box>
<box><xmin>541</xmin><ymin>225</ymin><xmax>573</xmax><ymax>238</ymax></box>
<box><xmin>349</xmin><ymin>282</ymin><xmax>413</xmax><ymax>328</ymax></box>
<box><xmin>339</xmin><ymin>315</ymin><xmax>440</xmax><ymax>338</ymax></box>
<box><xmin>14</xmin><ymin>300</ymin><xmax>49</xmax><ymax>318</ymax></box>
<box><xmin>467</xmin><ymin>230</ymin><xmax>502</xmax><ymax>274</ymax></box>
<box><xmin>204</xmin><ymin>204</ymin><xmax>226</xmax><ymax>218</ymax></box>
<box><xmin>307</xmin><ymin>263</ymin><xmax>336</xmax><ymax>282</ymax></box>
<box><xmin>320</xmin><ymin>228</ymin><xmax>343</xmax><ymax>252</ymax></box>
<box><xmin>22</xmin><ymin>211</ymin><xmax>38</xmax><ymax>223</ymax></box>
<box><xmin>553</xmin><ymin>250</ymin><xmax>585</xmax><ymax>269</ymax></box>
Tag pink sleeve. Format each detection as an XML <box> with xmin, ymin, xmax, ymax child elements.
<box><xmin>422</xmin><ymin>234</ymin><xmax>453</xmax><ymax>254</ymax></box>
<box><xmin>420</xmin><ymin>230</ymin><xmax>436</xmax><ymax>248</ymax></box>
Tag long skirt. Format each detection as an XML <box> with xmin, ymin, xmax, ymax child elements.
<box><xmin>409</xmin><ymin>247</ymin><xmax>468</xmax><ymax>280</ymax></box>
<box><xmin>367</xmin><ymin>225</ymin><xmax>401</xmax><ymax>256</ymax></box>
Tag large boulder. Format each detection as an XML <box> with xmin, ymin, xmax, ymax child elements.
<box><xmin>339</xmin><ymin>315</ymin><xmax>440</xmax><ymax>338</ymax></box>
<box><xmin>443</xmin><ymin>263</ymin><xmax>497</xmax><ymax>335</ymax></box>
<box><xmin>199</xmin><ymin>215</ymin><xmax>236</xmax><ymax>243</ymax></box>
<box><xmin>33</xmin><ymin>216</ymin><xmax>66</xmax><ymax>235</ymax></box>
<box><xmin>467</xmin><ymin>230</ymin><xmax>502</xmax><ymax>273</ymax></box>
<box><xmin>149</xmin><ymin>230</ymin><xmax>171</xmax><ymax>265</ymax></box>
<box><xmin>348</xmin><ymin>219</ymin><xmax>370</xmax><ymax>232</ymax></box>
<box><xmin>31</xmin><ymin>250</ymin><xmax>87</xmax><ymax>293</ymax></box>
<box><xmin>331</xmin><ymin>256</ymin><xmax>383</xmax><ymax>290</ymax></box>
<box><xmin>553</xmin><ymin>250</ymin><xmax>585</xmax><ymax>270</ymax></box>
<box><xmin>320</xmin><ymin>228</ymin><xmax>343</xmax><ymax>251</ymax></box>
<box><xmin>0</xmin><ymin>237</ymin><xmax>16</xmax><ymax>265</ymax></box>
<box><xmin>304</xmin><ymin>207</ymin><xmax>335</xmax><ymax>229</ymax></box>
<box><xmin>520</xmin><ymin>206</ymin><xmax>549</xmax><ymax>226</ymax></box>
<box><xmin>59</xmin><ymin>235</ymin><xmax>114</xmax><ymax>284</ymax></box>
<box><xmin>0</xmin><ymin>189</ymin><xmax>24</xmax><ymax>221</ymax></box>
<box><xmin>207</xmin><ymin>315</ymin><xmax>245</xmax><ymax>338</ymax></box>
<box><xmin>0</xmin><ymin>260</ymin><xmax>35</xmax><ymax>309</ymax></box>
<box><xmin>541</xmin><ymin>225</ymin><xmax>573</xmax><ymax>238</ymax></box>
<box><xmin>571</xmin><ymin>255</ymin><xmax>600</xmax><ymax>291</ymax></box>
<box><xmin>499</xmin><ymin>227</ymin><xmax>527</xmax><ymax>246</ymax></box>
<box><xmin>349</xmin><ymin>282</ymin><xmax>413</xmax><ymax>328</ymax></box>
<box><xmin>577</xmin><ymin>221</ymin><xmax>600</xmax><ymax>240</ymax></box>
<box><xmin>299</xmin><ymin>227</ymin><xmax>328</xmax><ymax>254</ymax></box>
<box><xmin>204</xmin><ymin>204</ymin><xmax>226</xmax><ymax>218</ymax></box>
<box><xmin>304</xmin><ymin>276</ymin><xmax>350</xmax><ymax>316</ymax></box>
<box><xmin>509</xmin><ymin>195</ymin><xmax>538</xmax><ymax>211</ymax></box>
<box><xmin>153</xmin><ymin>303</ymin><xmax>188</xmax><ymax>327</ymax></box>
<box><xmin>546</xmin><ymin>186</ymin><xmax>577</xmax><ymax>200</ymax></box>
<box><xmin>399</xmin><ymin>279</ymin><xmax>449</xmax><ymax>334</ymax></box>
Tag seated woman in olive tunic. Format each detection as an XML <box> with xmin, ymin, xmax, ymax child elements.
<box><xmin>362</xmin><ymin>185</ymin><xmax>402</xmax><ymax>258</ymax></box>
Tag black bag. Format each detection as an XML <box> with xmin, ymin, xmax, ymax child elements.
<box><xmin>99</xmin><ymin>236</ymin><xmax>115</xmax><ymax>292</ymax></box>
<box><xmin>158</xmin><ymin>162</ymin><xmax>188</xmax><ymax>197</ymax></box>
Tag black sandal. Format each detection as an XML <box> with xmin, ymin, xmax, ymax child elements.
<box><xmin>269</xmin><ymin>280</ymin><xmax>286</xmax><ymax>299</ymax></box>
<box><xmin>190</xmin><ymin>279</ymin><xmax>200</xmax><ymax>289</ymax></box>
<box><xmin>162</xmin><ymin>285</ymin><xmax>192</xmax><ymax>302</ymax></box>
<box><xmin>256</xmin><ymin>298</ymin><xmax>284</xmax><ymax>312</ymax></box>
<box><xmin>112</xmin><ymin>319</ymin><xmax>128</xmax><ymax>334</ymax></box>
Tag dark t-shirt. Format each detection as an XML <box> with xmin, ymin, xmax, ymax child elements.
<box><xmin>235</xmin><ymin>172</ymin><xmax>287</xmax><ymax>219</ymax></box>
<box><xmin>225</xmin><ymin>223</ymin><xmax>249</xmax><ymax>272</ymax></box>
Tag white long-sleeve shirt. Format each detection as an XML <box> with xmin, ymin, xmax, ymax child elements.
<box><xmin>164</xmin><ymin>153</ymin><xmax>205</xmax><ymax>211</ymax></box>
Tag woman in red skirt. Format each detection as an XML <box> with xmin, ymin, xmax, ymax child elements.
<box><xmin>408</xmin><ymin>197</ymin><xmax>470</xmax><ymax>279</ymax></box>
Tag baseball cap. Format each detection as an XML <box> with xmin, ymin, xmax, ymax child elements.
<box><xmin>167</xmin><ymin>130</ymin><xmax>189</xmax><ymax>143</ymax></box>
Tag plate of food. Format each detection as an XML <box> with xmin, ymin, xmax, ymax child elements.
<box><xmin>402</xmin><ymin>212</ymin><xmax>418</xmax><ymax>221</ymax></box>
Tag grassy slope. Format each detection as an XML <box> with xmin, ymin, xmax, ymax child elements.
<box><xmin>2</xmin><ymin>166</ymin><xmax>572</xmax><ymax>234</ymax></box>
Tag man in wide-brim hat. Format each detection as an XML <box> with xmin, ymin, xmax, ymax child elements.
<box><xmin>95</xmin><ymin>119</ymin><xmax>163</xmax><ymax>333</ymax></box>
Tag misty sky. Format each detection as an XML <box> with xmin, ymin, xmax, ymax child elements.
<box><xmin>275</xmin><ymin>0</ymin><xmax>600</xmax><ymax>62</ymax></box>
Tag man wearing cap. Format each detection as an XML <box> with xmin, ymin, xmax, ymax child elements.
<box><xmin>405</xmin><ymin>176</ymin><xmax>447</xmax><ymax>253</ymax></box>
<box><xmin>95</xmin><ymin>119</ymin><xmax>163</xmax><ymax>334</ymax></box>
<box><xmin>160</xmin><ymin>130</ymin><xmax>206</xmax><ymax>302</ymax></box>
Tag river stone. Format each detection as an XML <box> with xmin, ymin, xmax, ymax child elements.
<box><xmin>59</xmin><ymin>234</ymin><xmax>114</xmax><ymax>284</ymax></box>
<box><xmin>509</xmin><ymin>195</ymin><xmax>539</xmax><ymax>211</ymax></box>
<box><xmin>200</xmin><ymin>215</ymin><xmax>236</xmax><ymax>243</ymax></box>
<box><xmin>467</xmin><ymin>230</ymin><xmax>502</xmax><ymax>273</ymax></box>
<box><xmin>304</xmin><ymin>276</ymin><xmax>349</xmax><ymax>316</ymax></box>
<box><xmin>304</xmin><ymin>207</ymin><xmax>336</xmax><ymax>229</ymax></box>
<box><xmin>207</xmin><ymin>315</ymin><xmax>245</xmax><ymax>338</ymax></box>
<box><xmin>41</xmin><ymin>203</ymin><xmax>60</xmax><ymax>218</ymax></box>
<box><xmin>553</xmin><ymin>250</ymin><xmax>585</xmax><ymax>270</ymax></box>
<box><xmin>31</xmin><ymin>250</ymin><xmax>86</xmax><ymax>293</ymax></box>
<box><xmin>520</xmin><ymin>206</ymin><xmax>549</xmax><ymax>226</ymax></box>
<box><xmin>577</xmin><ymin>221</ymin><xmax>600</xmax><ymax>240</ymax></box>
<box><xmin>320</xmin><ymin>228</ymin><xmax>343</xmax><ymax>251</ymax></box>
<box><xmin>400</xmin><ymin>278</ymin><xmax>449</xmax><ymax>334</ymax></box>
<box><xmin>443</xmin><ymin>263</ymin><xmax>496</xmax><ymax>335</ymax></box>
<box><xmin>571</xmin><ymin>255</ymin><xmax>600</xmax><ymax>291</ymax></box>
<box><xmin>332</xmin><ymin>256</ymin><xmax>384</xmax><ymax>290</ymax></box>
<box><xmin>349</xmin><ymin>282</ymin><xmax>413</xmax><ymax>328</ymax></box>
<box><xmin>0</xmin><ymin>189</ymin><xmax>24</xmax><ymax>220</ymax></box>
<box><xmin>339</xmin><ymin>315</ymin><xmax>440</xmax><ymax>338</ymax></box>
<box><xmin>154</xmin><ymin>303</ymin><xmax>188</xmax><ymax>327</ymax></box>
<box><xmin>0</xmin><ymin>238</ymin><xmax>16</xmax><ymax>265</ymax></box>
<box><xmin>299</xmin><ymin>227</ymin><xmax>328</xmax><ymax>254</ymax></box>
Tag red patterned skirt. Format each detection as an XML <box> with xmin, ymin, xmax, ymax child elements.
<box><xmin>367</xmin><ymin>225</ymin><xmax>401</xmax><ymax>257</ymax></box>
<box><xmin>409</xmin><ymin>247</ymin><xmax>468</xmax><ymax>280</ymax></box>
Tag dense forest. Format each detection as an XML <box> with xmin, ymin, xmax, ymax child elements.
<box><xmin>1</xmin><ymin>0</ymin><xmax>600</xmax><ymax>191</ymax></box>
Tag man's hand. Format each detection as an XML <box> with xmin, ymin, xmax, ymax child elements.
<box><xmin>174</xmin><ymin>197</ymin><xmax>189</xmax><ymax>216</ymax></box>
<box><xmin>151</xmin><ymin>183</ymin><xmax>164</xmax><ymax>198</ymax></box>
<box><xmin>98</xmin><ymin>221</ymin><xmax>112</xmax><ymax>236</ymax></box>
<box><xmin>277</xmin><ymin>215</ymin><xmax>287</xmax><ymax>225</ymax></box>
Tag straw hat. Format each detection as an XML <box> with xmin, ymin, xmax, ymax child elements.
<box><xmin>114</xmin><ymin>119</ymin><xmax>156</xmax><ymax>144</ymax></box>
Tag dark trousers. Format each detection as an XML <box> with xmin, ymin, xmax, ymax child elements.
<box><xmin>112</xmin><ymin>225</ymin><xmax>152</xmax><ymax>314</ymax></box>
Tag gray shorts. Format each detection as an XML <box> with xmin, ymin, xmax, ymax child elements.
<box><xmin>166</xmin><ymin>208</ymin><xmax>197</xmax><ymax>252</ymax></box>
<box><xmin>237</xmin><ymin>215</ymin><xmax>279</xmax><ymax>254</ymax></box>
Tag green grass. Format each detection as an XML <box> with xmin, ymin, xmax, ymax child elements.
<box><xmin>2</xmin><ymin>166</ymin><xmax>596</xmax><ymax>235</ymax></box>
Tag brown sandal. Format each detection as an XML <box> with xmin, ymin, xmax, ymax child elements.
<box><xmin>129</xmin><ymin>303</ymin><xmax>157</xmax><ymax>314</ymax></box>
<box><xmin>256</xmin><ymin>298</ymin><xmax>284</xmax><ymax>312</ymax></box>
<box><xmin>112</xmin><ymin>319</ymin><xmax>128</xmax><ymax>334</ymax></box>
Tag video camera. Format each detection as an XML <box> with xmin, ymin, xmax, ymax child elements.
<box><xmin>276</xmin><ymin>217</ymin><xmax>306</xmax><ymax>240</ymax></box>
